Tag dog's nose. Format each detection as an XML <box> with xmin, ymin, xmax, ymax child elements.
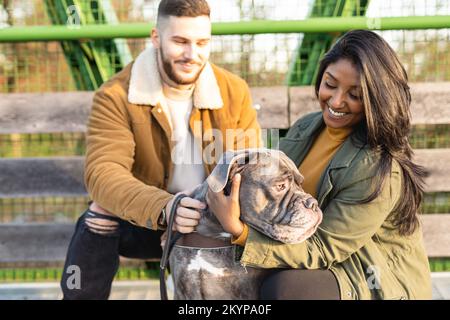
<box><xmin>303</xmin><ymin>197</ymin><xmax>318</xmax><ymax>211</ymax></box>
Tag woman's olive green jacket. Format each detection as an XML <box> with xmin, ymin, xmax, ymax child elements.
<box><xmin>239</xmin><ymin>112</ymin><xmax>432</xmax><ymax>300</ymax></box>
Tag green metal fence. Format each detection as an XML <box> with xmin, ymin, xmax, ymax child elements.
<box><xmin>1</xmin><ymin>0</ymin><xmax>450</xmax><ymax>280</ymax></box>
<box><xmin>1</xmin><ymin>0</ymin><xmax>450</xmax><ymax>92</ymax></box>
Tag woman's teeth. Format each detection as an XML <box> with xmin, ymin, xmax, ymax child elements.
<box><xmin>328</xmin><ymin>106</ymin><xmax>348</xmax><ymax>117</ymax></box>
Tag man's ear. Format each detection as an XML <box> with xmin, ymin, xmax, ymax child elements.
<box><xmin>151</xmin><ymin>28</ymin><xmax>160</xmax><ymax>49</ymax></box>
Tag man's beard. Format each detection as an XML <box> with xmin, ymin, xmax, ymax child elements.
<box><xmin>160</xmin><ymin>47</ymin><xmax>206</xmax><ymax>86</ymax></box>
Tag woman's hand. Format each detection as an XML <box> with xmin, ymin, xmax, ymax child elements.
<box><xmin>205</xmin><ymin>174</ymin><xmax>244</xmax><ymax>238</ymax></box>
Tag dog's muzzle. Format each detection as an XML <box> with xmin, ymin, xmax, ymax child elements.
<box><xmin>245</xmin><ymin>192</ymin><xmax>322</xmax><ymax>244</ymax></box>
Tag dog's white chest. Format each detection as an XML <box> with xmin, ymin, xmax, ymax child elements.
<box><xmin>186</xmin><ymin>250</ymin><xmax>226</xmax><ymax>277</ymax></box>
<box><xmin>169</xmin><ymin>245</ymin><xmax>268</xmax><ymax>300</ymax></box>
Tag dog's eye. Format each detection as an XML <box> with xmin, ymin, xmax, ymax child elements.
<box><xmin>275</xmin><ymin>183</ymin><xmax>286</xmax><ymax>192</ymax></box>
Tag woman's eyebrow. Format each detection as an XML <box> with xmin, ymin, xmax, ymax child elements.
<box><xmin>325</xmin><ymin>71</ymin><xmax>360</xmax><ymax>88</ymax></box>
<box><xmin>325</xmin><ymin>71</ymin><xmax>337</xmax><ymax>80</ymax></box>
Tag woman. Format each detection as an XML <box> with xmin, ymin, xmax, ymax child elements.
<box><xmin>206</xmin><ymin>30</ymin><xmax>432</xmax><ymax>300</ymax></box>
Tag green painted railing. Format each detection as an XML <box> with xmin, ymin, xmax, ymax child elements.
<box><xmin>1</xmin><ymin>16</ymin><xmax>450</xmax><ymax>42</ymax></box>
<box><xmin>288</xmin><ymin>0</ymin><xmax>371</xmax><ymax>86</ymax></box>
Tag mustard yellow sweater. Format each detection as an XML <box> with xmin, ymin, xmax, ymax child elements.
<box><xmin>232</xmin><ymin>125</ymin><xmax>352</xmax><ymax>246</ymax></box>
<box><xmin>299</xmin><ymin>126</ymin><xmax>352</xmax><ymax>198</ymax></box>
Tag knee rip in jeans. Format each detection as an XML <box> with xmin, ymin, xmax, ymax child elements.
<box><xmin>85</xmin><ymin>217</ymin><xmax>119</xmax><ymax>235</ymax></box>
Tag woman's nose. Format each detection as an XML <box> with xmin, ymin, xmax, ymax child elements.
<box><xmin>329</xmin><ymin>92</ymin><xmax>346</xmax><ymax>109</ymax></box>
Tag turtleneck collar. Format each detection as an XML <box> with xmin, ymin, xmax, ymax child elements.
<box><xmin>326</xmin><ymin>126</ymin><xmax>353</xmax><ymax>142</ymax></box>
<box><xmin>162</xmin><ymin>83</ymin><xmax>195</xmax><ymax>102</ymax></box>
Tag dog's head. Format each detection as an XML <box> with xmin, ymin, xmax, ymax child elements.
<box><xmin>207</xmin><ymin>149</ymin><xmax>322</xmax><ymax>244</ymax></box>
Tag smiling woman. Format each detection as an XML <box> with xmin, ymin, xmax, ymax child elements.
<box><xmin>209</xmin><ymin>30</ymin><xmax>432</xmax><ymax>300</ymax></box>
<box><xmin>318</xmin><ymin>59</ymin><xmax>365</xmax><ymax>129</ymax></box>
<box><xmin>261</xmin><ymin>30</ymin><xmax>431</xmax><ymax>299</ymax></box>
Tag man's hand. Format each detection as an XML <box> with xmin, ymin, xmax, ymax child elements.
<box><xmin>205</xmin><ymin>174</ymin><xmax>244</xmax><ymax>238</ymax></box>
<box><xmin>165</xmin><ymin>186</ymin><xmax>206</xmax><ymax>234</ymax></box>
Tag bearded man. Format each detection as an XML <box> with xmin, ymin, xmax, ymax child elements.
<box><xmin>60</xmin><ymin>0</ymin><xmax>261</xmax><ymax>299</ymax></box>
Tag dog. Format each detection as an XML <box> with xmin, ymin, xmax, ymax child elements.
<box><xmin>168</xmin><ymin>149</ymin><xmax>323</xmax><ymax>299</ymax></box>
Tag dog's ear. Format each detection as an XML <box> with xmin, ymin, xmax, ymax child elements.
<box><xmin>279</xmin><ymin>152</ymin><xmax>304</xmax><ymax>186</ymax></box>
<box><xmin>207</xmin><ymin>148</ymin><xmax>278</xmax><ymax>193</ymax></box>
<box><xmin>222</xmin><ymin>162</ymin><xmax>246</xmax><ymax>196</ymax></box>
<box><xmin>206</xmin><ymin>150</ymin><xmax>249</xmax><ymax>193</ymax></box>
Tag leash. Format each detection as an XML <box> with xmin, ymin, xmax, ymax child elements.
<box><xmin>160</xmin><ymin>193</ymin><xmax>188</xmax><ymax>300</ymax></box>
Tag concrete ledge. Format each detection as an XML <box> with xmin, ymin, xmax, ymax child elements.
<box><xmin>415</xmin><ymin>149</ymin><xmax>450</xmax><ymax>193</ymax></box>
<box><xmin>421</xmin><ymin>214</ymin><xmax>450</xmax><ymax>257</ymax></box>
<box><xmin>0</xmin><ymin>280</ymin><xmax>169</xmax><ymax>300</ymax></box>
<box><xmin>1</xmin><ymin>83</ymin><xmax>449</xmax><ymax>132</ymax></box>
<box><xmin>0</xmin><ymin>157</ymin><xmax>86</xmax><ymax>198</ymax></box>
<box><xmin>0</xmin><ymin>150</ymin><xmax>447</xmax><ymax>199</ymax></box>
<box><xmin>0</xmin><ymin>92</ymin><xmax>93</xmax><ymax>134</ymax></box>
<box><xmin>1</xmin><ymin>217</ymin><xmax>449</xmax><ymax>266</ymax></box>
<box><xmin>0</xmin><ymin>275</ymin><xmax>447</xmax><ymax>300</ymax></box>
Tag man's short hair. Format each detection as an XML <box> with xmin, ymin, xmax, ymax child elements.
<box><xmin>157</xmin><ymin>0</ymin><xmax>211</xmax><ymax>22</ymax></box>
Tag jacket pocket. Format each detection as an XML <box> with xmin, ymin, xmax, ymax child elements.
<box><xmin>363</xmin><ymin>241</ymin><xmax>408</xmax><ymax>300</ymax></box>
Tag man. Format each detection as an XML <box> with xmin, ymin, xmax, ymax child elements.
<box><xmin>60</xmin><ymin>0</ymin><xmax>261</xmax><ymax>299</ymax></box>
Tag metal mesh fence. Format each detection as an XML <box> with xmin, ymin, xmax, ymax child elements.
<box><xmin>0</xmin><ymin>132</ymin><xmax>86</xmax><ymax>157</ymax></box>
<box><xmin>0</xmin><ymin>1</ymin><xmax>449</xmax><ymax>272</ymax></box>
<box><xmin>2</xmin><ymin>32</ymin><xmax>446</xmax><ymax>90</ymax></box>
<box><xmin>0</xmin><ymin>192</ymin><xmax>447</xmax><ymax>224</ymax></box>
<box><xmin>422</xmin><ymin>192</ymin><xmax>450</xmax><ymax>214</ymax></box>
<box><xmin>0</xmin><ymin>196</ymin><xmax>89</xmax><ymax>223</ymax></box>
<box><xmin>0</xmin><ymin>0</ymin><xmax>450</xmax><ymax>92</ymax></box>
<box><xmin>0</xmin><ymin>126</ymin><xmax>449</xmax><ymax>159</ymax></box>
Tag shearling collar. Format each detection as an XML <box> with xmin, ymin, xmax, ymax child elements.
<box><xmin>128</xmin><ymin>46</ymin><xmax>223</xmax><ymax>110</ymax></box>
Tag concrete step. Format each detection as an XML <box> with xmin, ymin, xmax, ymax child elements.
<box><xmin>431</xmin><ymin>272</ymin><xmax>450</xmax><ymax>300</ymax></box>
<box><xmin>0</xmin><ymin>273</ymin><xmax>448</xmax><ymax>300</ymax></box>
<box><xmin>0</xmin><ymin>279</ymin><xmax>173</xmax><ymax>300</ymax></box>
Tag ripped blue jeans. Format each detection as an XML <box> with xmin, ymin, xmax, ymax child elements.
<box><xmin>60</xmin><ymin>205</ymin><xmax>163</xmax><ymax>300</ymax></box>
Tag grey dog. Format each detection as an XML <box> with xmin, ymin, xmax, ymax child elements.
<box><xmin>168</xmin><ymin>149</ymin><xmax>323</xmax><ymax>299</ymax></box>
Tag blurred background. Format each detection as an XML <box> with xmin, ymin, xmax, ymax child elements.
<box><xmin>0</xmin><ymin>0</ymin><xmax>449</xmax><ymax>299</ymax></box>
<box><xmin>2</xmin><ymin>0</ymin><xmax>450</xmax><ymax>91</ymax></box>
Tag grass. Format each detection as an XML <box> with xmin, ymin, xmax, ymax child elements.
<box><xmin>0</xmin><ymin>259</ymin><xmax>448</xmax><ymax>283</ymax></box>
<box><xmin>429</xmin><ymin>258</ymin><xmax>450</xmax><ymax>272</ymax></box>
<box><xmin>0</xmin><ymin>265</ymin><xmax>160</xmax><ymax>283</ymax></box>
